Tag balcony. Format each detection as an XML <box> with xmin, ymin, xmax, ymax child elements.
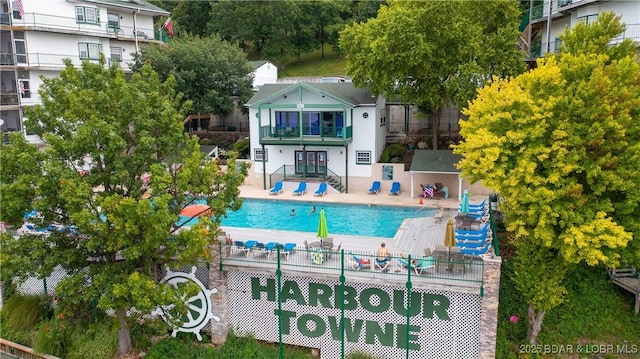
<box><xmin>259</xmin><ymin>125</ymin><xmax>352</xmax><ymax>146</ymax></box>
<box><xmin>0</xmin><ymin>51</ymin><xmax>133</xmax><ymax>71</ymax></box>
<box><xmin>8</xmin><ymin>11</ymin><xmax>161</xmax><ymax>43</ymax></box>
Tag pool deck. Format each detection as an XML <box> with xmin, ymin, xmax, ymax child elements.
<box><xmin>219</xmin><ymin>182</ymin><xmax>489</xmax><ymax>293</ymax></box>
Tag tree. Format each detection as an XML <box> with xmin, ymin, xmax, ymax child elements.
<box><xmin>0</xmin><ymin>59</ymin><xmax>247</xmax><ymax>355</ymax></box>
<box><xmin>339</xmin><ymin>0</ymin><xmax>525</xmax><ymax>149</ymax></box>
<box><xmin>453</xmin><ymin>13</ymin><xmax>640</xmax><ymax>343</ymax></box>
<box><xmin>133</xmin><ymin>35</ymin><xmax>254</xmax><ymax>116</ymax></box>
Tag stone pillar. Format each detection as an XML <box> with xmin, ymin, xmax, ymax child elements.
<box><xmin>478</xmin><ymin>255</ymin><xmax>502</xmax><ymax>359</ymax></box>
<box><xmin>209</xmin><ymin>240</ymin><xmax>229</xmax><ymax>345</ymax></box>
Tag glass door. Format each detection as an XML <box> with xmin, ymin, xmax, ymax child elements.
<box><xmin>295</xmin><ymin>151</ymin><xmax>327</xmax><ymax>176</ymax></box>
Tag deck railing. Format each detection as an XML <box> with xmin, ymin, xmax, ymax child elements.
<box><xmin>220</xmin><ymin>244</ymin><xmax>485</xmax><ymax>287</ymax></box>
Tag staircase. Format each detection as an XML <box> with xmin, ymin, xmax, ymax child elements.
<box><xmin>326</xmin><ymin>176</ymin><xmax>344</xmax><ymax>193</ymax></box>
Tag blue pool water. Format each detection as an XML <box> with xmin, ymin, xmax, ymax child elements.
<box><xmin>214</xmin><ymin>199</ymin><xmax>436</xmax><ymax>238</ymax></box>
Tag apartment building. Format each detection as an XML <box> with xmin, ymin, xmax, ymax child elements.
<box><xmin>522</xmin><ymin>0</ymin><xmax>640</xmax><ymax>58</ymax></box>
<box><xmin>0</xmin><ymin>0</ymin><xmax>169</xmax><ymax>143</ymax></box>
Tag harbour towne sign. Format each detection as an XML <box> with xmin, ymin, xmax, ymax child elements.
<box><xmin>227</xmin><ymin>273</ymin><xmax>482</xmax><ymax>358</ymax></box>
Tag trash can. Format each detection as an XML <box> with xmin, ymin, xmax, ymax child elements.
<box><xmin>489</xmin><ymin>193</ymin><xmax>499</xmax><ymax>211</ymax></box>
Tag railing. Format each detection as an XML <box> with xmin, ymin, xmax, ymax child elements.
<box><xmin>259</xmin><ymin>125</ymin><xmax>352</xmax><ymax>140</ymax></box>
<box><xmin>220</xmin><ymin>244</ymin><xmax>485</xmax><ymax>287</ymax></box>
<box><xmin>325</xmin><ymin>167</ymin><xmax>342</xmax><ymax>191</ymax></box>
<box><xmin>531</xmin><ymin>23</ymin><xmax>639</xmax><ymax>57</ymax></box>
<box><xmin>269</xmin><ymin>165</ymin><xmax>288</xmax><ymax>188</ymax></box>
<box><xmin>0</xmin><ymin>52</ymin><xmax>133</xmax><ymax>71</ymax></box>
<box><xmin>0</xmin><ymin>338</ymin><xmax>61</xmax><ymax>359</ymax></box>
<box><xmin>8</xmin><ymin>12</ymin><xmax>160</xmax><ymax>42</ymax></box>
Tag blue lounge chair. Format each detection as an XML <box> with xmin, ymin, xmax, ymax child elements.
<box><xmin>231</xmin><ymin>240</ymin><xmax>257</xmax><ymax>257</ymax></box>
<box><xmin>389</xmin><ymin>182</ymin><xmax>401</xmax><ymax>195</ymax></box>
<box><xmin>399</xmin><ymin>256</ymin><xmax>435</xmax><ymax>275</ymax></box>
<box><xmin>314</xmin><ymin>182</ymin><xmax>328</xmax><ymax>197</ymax></box>
<box><xmin>292</xmin><ymin>182</ymin><xmax>307</xmax><ymax>196</ymax></box>
<box><xmin>368</xmin><ymin>181</ymin><xmax>381</xmax><ymax>194</ymax></box>
<box><xmin>283</xmin><ymin>243</ymin><xmax>297</xmax><ymax>260</ymax></box>
<box><xmin>459</xmin><ymin>241</ymin><xmax>492</xmax><ymax>255</ymax></box>
<box><xmin>269</xmin><ymin>181</ymin><xmax>283</xmax><ymax>195</ymax></box>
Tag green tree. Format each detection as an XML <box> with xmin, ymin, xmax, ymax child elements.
<box><xmin>170</xmin><ymin>0</ymin><xmax>213</xmax><ymax>37</ymax></box>
<box><xmin>340</xmin><ymin>0</ymin><xmax>524</xmax><ymax>149</ymax></box>
<box><xmin>133</xmin><ymin>35</ymin><xmax>254</xmax><ymax>116</ymax></box>
<box><xmin>454</xmin><ymin>13</ymin><xmax>640</xmax><ymax>343</ymax></box>
<box><xmin>0</xmin><ymin>59</ymin><xmax>247</xmax><ymax>356</ymax></box>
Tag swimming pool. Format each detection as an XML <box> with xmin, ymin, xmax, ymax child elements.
<box><xmin>217</xmin><ymin>199</ymin><xmax>437</xmax><ymax>238</ymax></box>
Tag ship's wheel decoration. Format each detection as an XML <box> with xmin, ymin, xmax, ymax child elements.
<box><xmin>152</xmin><ymin>266</ymin><xmax>219</xmax><ymax>340</ymax></box>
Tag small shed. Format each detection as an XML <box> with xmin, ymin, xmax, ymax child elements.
<box><xmin>409</xmin><ymin>150</ymin><xmax>464</xmax><ymax>200</ymax></box>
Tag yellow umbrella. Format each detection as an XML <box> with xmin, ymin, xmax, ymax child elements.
<box><xmin>444</xmin><ymin>218</ymin><xmax>455</xmax><ymax>248</ymax></box>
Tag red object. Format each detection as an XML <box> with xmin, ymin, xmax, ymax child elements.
<box><xmin>510</xmin><ymin>315</ymin><xmax>519</xmax><ymax>323</ymax></box>
<box><xmin>163</xmin><ymin>18</ymin><xmax>174</xmax><ymax>37</ymax></box>
<box><xmin>179</xmin><ymin>204</ymin><xmax>211</xmax><ymax>217</ymax></box>
<box><xmin>16</xmin><ymin>0</ymin><xmax>24</xmax><ymax>16</ymax></box>
<box><xmin>419</xmin><ymin>196</ymin><xmax>423</xmax><ymax>204</ymax></box>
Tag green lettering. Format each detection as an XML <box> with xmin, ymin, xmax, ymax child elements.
<box><xmin>422</xmin><ymin>294</ymin><xmax>450</xmax><ymax>320</ymax></box>
<box><xmin>341</xmin><ymin>285</ymin><xmax>358</xmax><ymax>310</ymax></box>
<box><xmin>280</xmin><ymin>280</ymin><xmax>306</xmax><ymax>305</ymax></box>
<box><xmin>365</xmin><ymin>320</ymin><xmax>394</xmax><ymax>347</ymax></box>
<box><xmin>251</xmin><ymin>277</ymin><xmax>275</xmax><ymax>301</ymax></box>
<box><xmin>343</xmin><ymin>317</ymin><xmax>364</xmax><ymax>342</ymax></box>
<box><xmin>308</xmin><ymin>283</ymin><xmax>332</xmax><ymax>308</ymax></box>
<box><xmin>392</xmin><ymin>289</ymin><xmax>421</xmax><ymax>317</ymax></box>
<box><xmin>396</xmin><ymin>324</ymin><xmax>421</xmax><ymax>350</ymax></box>
<box><xmin>326</xmin><ymin>316</ymin><xmax>343</xmax><ymax>340</ymax></box>
<box><xmin>360</xmin><ymin>288</ymin><xmax>390</xmax><ymax>313</ymax></box>
<box><xmin>275</xmin><ymin>309</ymin><xmax>297</xmax><ymax>335</ymax></box>
<box><xmin>297</xmin><ymin>314</ymin><xmax>326</xmax><ymax>338</ymax></box>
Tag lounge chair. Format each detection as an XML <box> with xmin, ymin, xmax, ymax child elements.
<box><xmin>368</xmin><ymin>181</ymin><xmax>381</xmax><ymax>194</ymax></box>
<box><xmin>399</xmin><ymin>256</ymin><xmax>435</xmax><ymax>275</ymax></box>
<box><xmin>265</xmin><ymin>242</ymin><xmax>285</xmax><ymax>260</ymax></box>
<box><xmin>375</xmin><ymin>257</ymin><xmax>391</xmax><ymax>271</ymax></box>
<box><xmin>351</xmin><ymin>253</ymin><xmax>371</xmax><ymax>270</ymax></box>
<box><xmin>252</xmin><ymin>242</ymin><xmax>267</xmax><ymax>258</ymax></box>
<box><xmin>314</xmin><ymin>182</ymin><xmax>328</xmax><ymax>197</ymax></box>
<box><xmin>292</xmin><ymin>182</ymin><xmax>307</xmax><ymax>196</ymax></box>
<box><xmin>231</xmin><ymin>240</ymin><xmax>257</xmax><ymax>257</ymax></box>
<box><xmin>283</xmin><ymin>243</ymin><xmax>297</xmax><ymax>260</ymax></box>
<box><xmin>389</xmin><ymin>182</ymin><xmax>400</xmax><ymax>195</ymax></box>
<box><xmin>269</xmin><ymin>181</ymin><xmax>283</xmax><ymax>195</ymax></box>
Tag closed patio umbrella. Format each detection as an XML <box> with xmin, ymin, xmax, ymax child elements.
<box><xmin>460</xmin><ymin>189</ymin><xmax>470</xmax><ymax>214</ymax></box>
<box><xmin>317</xmin><ymin>208</ymin><xmax>328</xmax><ymax>244</ymax></box>
<box><xmin>444</xmin><ymin>218</ymin><xmax>455</xmax><ymax>249</ymax></box>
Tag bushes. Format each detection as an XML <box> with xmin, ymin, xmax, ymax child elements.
<box><xmin>2</xmin><ymin>294</ymin><xmax>50</xmax><ymax>331</ymax></box>
<box><xmin>380</xmin><ymin>143</ymin><xmax>407</xmax><ymax>163</ymax></box>
<box><xmin>232</xmin><ymin>137</ymin><xmax>250</xmax><ymax>159</ymax></box>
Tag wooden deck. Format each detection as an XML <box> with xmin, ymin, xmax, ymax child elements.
<box><xmin>610</xmin><ymin>267</ymin><xmax>640</xmax><ymax>314</ymax></box>
<box><xmin>220</xmin><ymin>208</ymin><xmax>489</xmax><ymax>294</ymax></box>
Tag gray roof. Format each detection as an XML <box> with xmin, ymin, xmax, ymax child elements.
<box><xmin>84</xmin><ymin>0</ymin><xmax>170</xmax><ymax>15</ymax></box>
<box><xmin>246</xmin><ymin>83</ymin><xmax>376</xmax><ymax>107</ymax></box>
<box><xmin>409</xmin><ymin>150</ymin><xmax>462</xmax><ymax>173</ymax></box>
<box><xmin>249</xmin><ymin>60</ymin><xmax>271</xmax><ymax>69</ymax></box>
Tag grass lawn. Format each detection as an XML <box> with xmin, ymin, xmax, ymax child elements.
<box><xmin>280</xmin><ymin>46</ymin><xmax>347</xmax><ymax>77</ymax></box>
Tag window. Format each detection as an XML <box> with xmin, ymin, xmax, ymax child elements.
<box><xmin>18</xmin><ymin>79</ymin><xmax>30</xmax><ymax>98</ymax></box>
<box><xmin>107</xmin><ymin>13</ymin><xmax>119</xmax><ymax>29</ymax></box>
<box><xmin>577</xmin><ymin>14</ymin><xmax>598</xmax><ymax>25</ymax></box>
<box><xmin>356</xmin><ymin>151</ymin><xmax>371</xmax><ymax>165</ymax></box>
<box><xmin>78</xmin><ymin>43</ymin><xmax>102</xmax><ymax>60</ymax></box>
<box><xmin>379</xmin><ymin>108</ymin><xmax>386</xmax><ymax>126</ymax></box>
<box><xmin>11</xmin><ymin>0</ymin><xmax>22</xmax><ymax>19</ymax></box>
<box><xmin>76</xmin><ymin>6</ymin><xmax>100</xmax><ymax>24</ymax></box>
<box><xmin>110</xmin><ymin>46</ymin><xmax>122</xmax><ymax>63</ymax></box>
<box><xmin>254</xmin><ymin>148</ymin><xmax>268</xmax><ymax>162</ymax></box>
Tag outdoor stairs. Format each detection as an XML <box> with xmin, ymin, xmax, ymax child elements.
<box><xmin>327</xmin><ymin>177</ymin><xmax>344</xmax><ymax>193</ymax></box>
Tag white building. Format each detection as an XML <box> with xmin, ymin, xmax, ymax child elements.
<box><xmin>246</xmin><ymin>82</ymin><xmax>388</xmax><ymax>193</ymax></box>
<box><xmin>524</xmin><ymin>0</ymin><xmax>640</xmax><ymax>58</ymax></box>
<box><xmin>0</xmin><ymin>0</ymin><xmax>169</xmax><ymax>143</ymax></box>
<box><xmin>249</xmin><ymin>60</ymin><xmax>277</xmax><ymax>91</ymax></box>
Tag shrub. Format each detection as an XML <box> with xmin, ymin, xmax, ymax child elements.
<box><xmin>232</xmin><ymin>137</ymin><xmax>250</xmax><ymax>159</ymax></box>
<box><xmin>380</xmin><ymin>143</ymin><xmax>406</xmax><ymax>163</ymax></box>
<box><xmin>66</xmin><ymin>323</ymin><xmax>118</xmax><ymax>359</ymax></box>
<box><xmin>2</xmin><ymin>294</ymin><xmax>50</xmax><ymax>331</ymax></box>
<box><xmin>33</xmin><ymin>319</ymin><xmax>69</xmax><ymax>357</ymax></box>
